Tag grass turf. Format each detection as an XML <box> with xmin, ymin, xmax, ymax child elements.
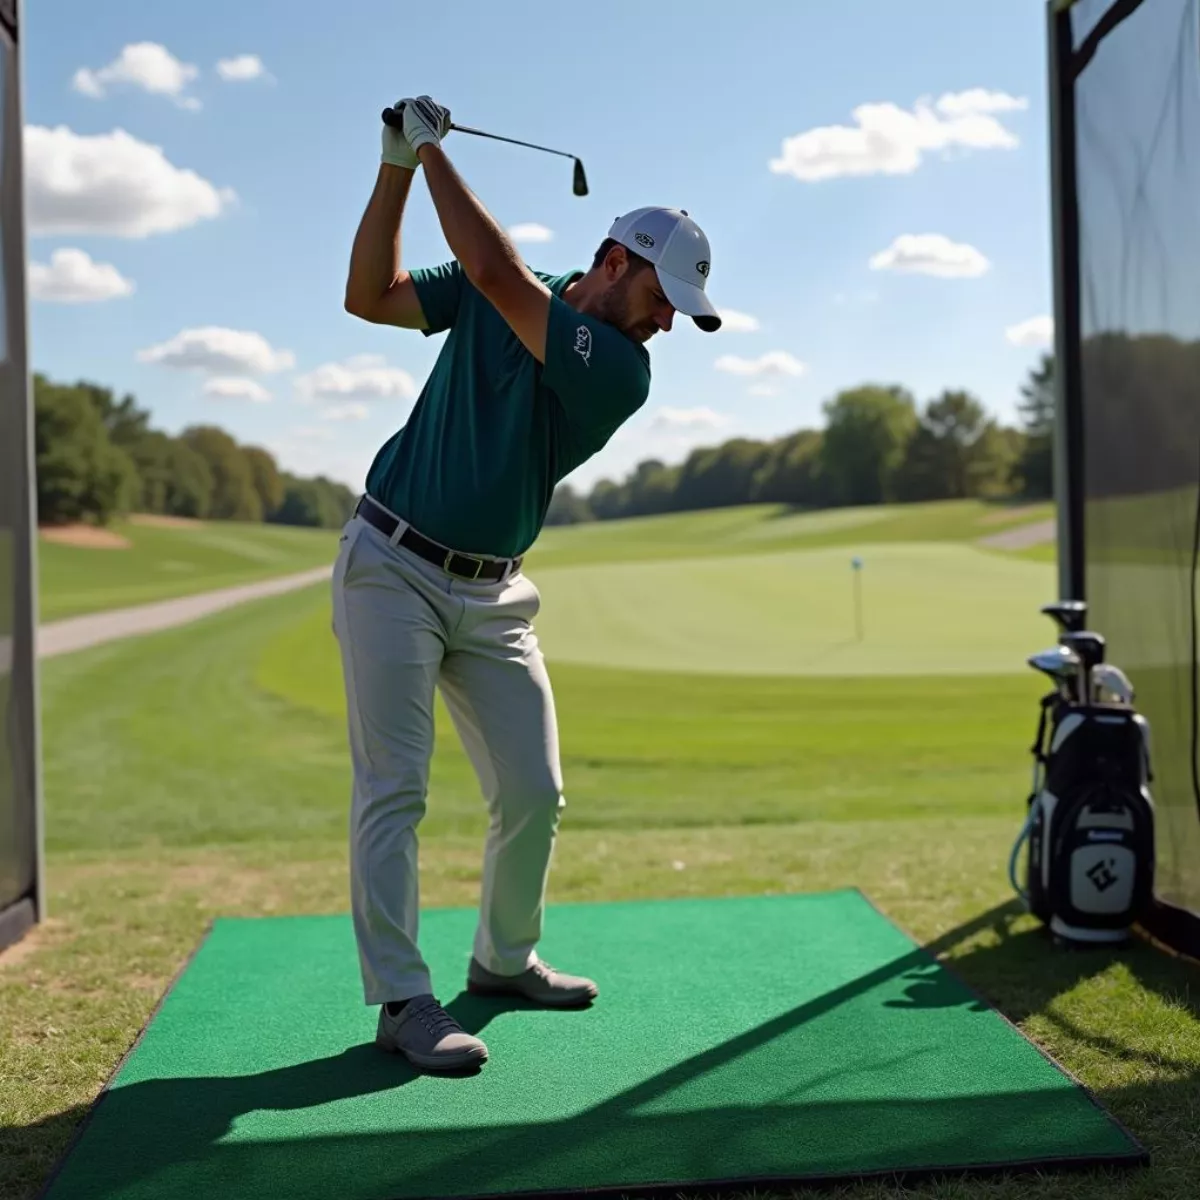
<box><xmin>5</xmin><ymin>498</ymin><xmax>1199</xmax><ymax>1200</ymax></box>
<box><xmin>34</xmin><ymin>893</ymin><xmax>1144</xmax><ymax>1200</ymax></box>
<box><xmin>36</xmin><ymin>519</ymin><xmax>338</xmax><ymax>622</ymax></box>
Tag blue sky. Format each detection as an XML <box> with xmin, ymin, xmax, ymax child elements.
<box><xmin>21</xmin><ymin>0</ymin><xmax>1056</xmax><ymax>494</ymax></box>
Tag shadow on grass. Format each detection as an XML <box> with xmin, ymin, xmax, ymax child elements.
<box><xmin>5</xmin><ymin>904</ymin><xmax>1196</xmax><ymax>1200</ymax></box>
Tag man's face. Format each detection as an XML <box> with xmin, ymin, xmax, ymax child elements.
<box><xmin>597</xmin><ymin>250</ymin><xmax>676</xmax><ymax>344</ymax></box>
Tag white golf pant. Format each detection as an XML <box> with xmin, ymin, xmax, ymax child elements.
<box><xmin>330</xmin><ymin>509</ymin><xmax>565</xmax><ymax>1006</ymax></box>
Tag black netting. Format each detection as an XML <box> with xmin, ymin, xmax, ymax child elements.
<box><xmin>1071</xmin><ymin>0</ymin><xmax>1200</xmax><ymax>924</ymax></box>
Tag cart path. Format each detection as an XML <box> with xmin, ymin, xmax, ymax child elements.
<box><xmin>977</xmin><ymin>518</ymin><xmax>1056</xmax><ymax>550</ymax></box>
<box><xmin>36</xmin><ymin>566</ymin><xmax>333</xmax><ymax>660</ymax></box>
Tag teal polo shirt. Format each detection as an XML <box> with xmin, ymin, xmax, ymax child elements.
<box><xmin>364</xmin><ymin>262</ymin><xmax>651</xmax><ymax>559</ymax></box>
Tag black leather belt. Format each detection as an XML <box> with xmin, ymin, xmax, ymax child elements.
<box><xmin>355</xmin><ymin>496</ymin><xmax>521</xmax><ymax>582</ymax></box>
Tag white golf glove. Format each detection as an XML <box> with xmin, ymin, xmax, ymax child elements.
<box><xmin>399</xmin><ymin>95</ymin><xmax>452</xmax><ymax>157</ymax></box>
<box><xmin>381</xmin><ymin>102</ymin><xmax>419</xmax><ymax>170</ymax></box>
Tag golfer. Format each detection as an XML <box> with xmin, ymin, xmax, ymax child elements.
<box><xmin>334</xmin><ymin>95</ymin><xmax>721</xmax><ymax>1071</ymax></box>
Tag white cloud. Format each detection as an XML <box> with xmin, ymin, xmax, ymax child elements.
<box><xmin>508</xmin><ymin>222</ymin><xmax>554</xmax><ymax>244</ymax></box>
<box><xmin>869</xmin><ymin>233</ymin><xmax>990</xmax><ymax>278</ymax></box>
<box><xmin>28</xmin><ymin>248</ymin><xmax>134</xmax><ymax>303</ymax></box>
<box><xmin>748</xmin><ymin>384</ymin><xmax>778</xmax><ymax>397</ymax></box>
<box><xmin>320</xmin><ymin>403</ymin><xmax>370</xmax><ymax>421</ymax></box>
<box><xmin>24</xmin><ymin>125</ymin><xmax>235</xmax><ymax>238</ymax></box>
<box><xmin>202</xmin><ymin>377</ymin><xmax>272</xmax><ymax>403</ymax></box>
<box><xmin>768</xmin><ymin>88</ymin><xmax>1025</xmax><ymax>182</ymax></box>
<box><xmin>72</xmin><ymin>43</ymin><xmax>200</xmax><ymax>108</ymax></box>
<box><xmin>137</xmin><ymin>327</ymin><xmax>295</xmax><ymax>374</ymax></box>
<box><xmin>714</xmin><ymin>350</ymin><xmax>807</xmax><ymax>378</ymax></box>
<box><xmin>1006</xmin><ymin>314</ymin><xmax>1054</xmax><ymax>347</ymax></box>
<box><xmin>649</xmin><ymin>407</ymin><xmax>732</xmax><ymax>433</ymax></box>
<box><xmin>216</xmin><ymin>54</ymin><xmax>267</xmax><ymax>82</ymax></box>
<box><xmin>294</xmin><ymin>357</ymin><xmax>418</xmax><ymax>405</ymax></box>
<box><xmin>934</xmin><ymin>89</ymin><xmax>1029</xmax><ymax>117</ymax></box>
<box><xmin>717</xmin><ymin>309</ymin><xmax>760</xmax><ymax>332</ymax></box>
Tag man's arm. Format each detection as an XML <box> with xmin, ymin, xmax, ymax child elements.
<box><xmin>343</xmin><ymin>164</ymin><xmax>429</xmax><ymax>328</ymax></box>
<box><xmin>416</xmin><ymin>142</ymin><xmax>552</xmax><ymax>361</ymax></box>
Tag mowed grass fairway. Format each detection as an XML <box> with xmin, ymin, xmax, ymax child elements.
<box><xmin>4</xmin><ymin>500</ymin><xmax>1198</xmax><ymax>1200</ymax></box>
<box><xmin>37</xmin><ymin>517</ymin><xmax>339</xmax><ymax>622</ymax></box>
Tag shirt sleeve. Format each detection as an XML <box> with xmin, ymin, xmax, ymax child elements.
<box><xmin>542</xmin><ymin>294</ymin><xmax>651</xmax><ymax>438</ymax></box>
<box><xmin>409</xmin><ymin>260</ymin><xmax>466</xmax><ymax>336</ymax></box>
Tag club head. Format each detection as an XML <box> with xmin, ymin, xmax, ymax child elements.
<box><xmin>1027</xmin><ymin>646</ymin><xmax>1082</xmax><ymax>698</ymax></box>
<box><xmin>1091</xmin><ymin>663</ymin><xmax>1135</xmax><ymax>706</ymax></box>
<box><xmin>572</xmin><ymin>159</ymin><xmax>589</xmax><ymax>197</ymax></box>
<box><xmin>1041</xmin><ymin>600</ymin><xmax>1088</xmax><ymax>634</ymax></box>
<box><xmin>1059</xmin><ymin>630</ymin><xmax>1106</xmax><ymax>670</ymax></box>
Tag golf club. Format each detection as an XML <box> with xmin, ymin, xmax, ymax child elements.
<box><xmin>1059</xmin><ymin>631</ymin><xmax>1106</xmax><ymax>705</ymax></box>
<box><xmin>1027</xmin><ymin>645</ymin><xmax>1083</xmax><ymax>702</ymax></box>
<box><xmin>1091</xmin><ymin>662</ymin><xmax>1135</xmax><ymax>706</ymax></box>
<box><xmin>1041</xmin><ymin>600</ymin><xmax>1088</xmax><ymax>636</ymax></box>
<box><xmin>381</xmin><ymin>105</ymin><xmax>589</xmax><ymax>196</ymax></box>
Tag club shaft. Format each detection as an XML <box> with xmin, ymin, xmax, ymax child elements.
<box><xmin>450</xmin><ymin>122</ymin><xmax>576</xmax><ymax>161</ymax></box>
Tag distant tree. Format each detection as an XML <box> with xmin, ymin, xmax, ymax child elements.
<box><xmin>243</xmin><ymin>445</ymin><xmax>285</xmax><ymax>519</ymax></box>
<box><xmin>72</xmin><ymin>377</ymin><xmax>154</xmax><ymax>450</ymax></box>
<box><xmin>968</xmin><ymin>424</ymin><xmax>1025</xmax><ymax>499</ymax></box>
<box><xmin>545</xmin><ymin>482</ymin><xmax>594</xmax><ymax>525</ymax></box>
<box><xmin>623</xmin><ymin>459</ymin><xmax>680</xmax><ymax>516</ymax></box>
<box><xmin>587</xmin><ymin>478</ymin><xmax>626</xmax><ymax>521</ymax></box>
<box><xmin>750</xmin><ymin>429</ymin><xmax>827</xmax><ymax>507</ymax></box>
<box><xmin>672</xmin><ymin>438</ymin><xmax>771</xmax><ymax>511</ymax></box>
<box><xmin>34</xmin><ymin>379</ymin><xmax>138</xmax><ymax>525</ymax></box>
<box><xmin>819</xmin><ymin>385</ymin><xmax>919</xmax><ymax>506</ymax></box>
<box><xmin>1015</xmin><ymin>353</ymin><xmax>1054</xmax><ymax>498</ymax></box>
<box><xmin>128</xmin><ymin>432</ymin><xmax>214</xmax><ymax>517</ymax></box>
<box><xmin>895</xmin><ymin>390</ymin><xmax>993</xmax><ymax>501</ymax></box>
<box><xmin>271</xmin><ymin>474</ymin><xmax>356</xmax><ymax>528</ymax></box>
<box><xmin>179</xmin><ymin>425</ymin><xmax>263</xmax><ymax>521</ymax></box>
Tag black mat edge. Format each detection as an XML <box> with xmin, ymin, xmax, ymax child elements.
<box><xmin>853</xmin><ymin>887</ymin><xmax>1150</xmax><ymax>1166</ymax></box>
<box><xmin>31</xmin><ymin>895</ymin><xmax>1152</xmax><ymax>1200</ymax></box>
<box><xmin>32</xmin><ymin>918</ymin><xmax>218</xmax><ymax>1200</ymax></box>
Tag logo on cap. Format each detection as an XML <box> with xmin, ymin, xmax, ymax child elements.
<box><xmin>634</xmin><ymin>232</ymin><xmax>655</xmax><ymax>248</ymax></box>
<box><xmin>696</xmin><ymin>260</ymin><xmax>710</xmax><ymax>277</ymax></box>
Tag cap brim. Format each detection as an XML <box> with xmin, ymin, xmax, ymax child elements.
<box><xmin>656</xmin><ymin>268</ymin><xmax>722</xmax><ymax>332</ymax></box>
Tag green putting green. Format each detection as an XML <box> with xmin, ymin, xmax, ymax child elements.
<box><xmin>40</xmin><ymin>891</ymin><xmax>1144</xmax><ymax>1200</ymax></box>
<box><xmin>528</xmin><ymin>542</ymin><xmax>1054</xmax><ymax>675</ymax></box>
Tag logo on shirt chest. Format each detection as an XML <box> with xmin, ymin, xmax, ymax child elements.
<box><xmin>574</xmin><ymin>324</ymin><xmax>592</xmax><ymax>367</ymax></box>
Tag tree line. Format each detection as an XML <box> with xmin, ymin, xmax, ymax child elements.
<box><xmin>33</xmin><ymin>373</ymin><xmax>356</xmax><ymax>529</ymax></box>
<box><xmin>548</xmin><ymin>354</ymin><xmax>1055</xmax><ymax>524</ymax></box>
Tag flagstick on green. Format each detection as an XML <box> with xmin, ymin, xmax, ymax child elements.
<box><xmin>852</xmin><ymin>556</ymin><xmax>864</xmax><ymax>641</ymax></box>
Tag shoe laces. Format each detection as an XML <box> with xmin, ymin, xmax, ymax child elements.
<box><xmin>408</xmin><ymin>997</ymin><xmax>463</xmax><ymax>1038</ymax></box>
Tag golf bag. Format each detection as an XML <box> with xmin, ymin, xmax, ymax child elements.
<box><xmin>1010</xmin><ymin>691</ymin><xmax>1157</xmax><ymax>945</ymax></box>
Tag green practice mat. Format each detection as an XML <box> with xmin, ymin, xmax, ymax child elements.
<box><xmin>39</xmin><ymin>890</ymin><xmax>1146</xmax><ymax>1200</ymax></box>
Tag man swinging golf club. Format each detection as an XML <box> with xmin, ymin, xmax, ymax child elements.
<box><xmin>335</xmin><ymin>94</ymin><xmax>722</xmax><ymax>1072</ymax></box>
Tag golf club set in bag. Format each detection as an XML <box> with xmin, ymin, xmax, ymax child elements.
<box><xmin>1009</xmin><ymin>600</ymin><xmax>1157</xmax><ymax>946</ymax></box>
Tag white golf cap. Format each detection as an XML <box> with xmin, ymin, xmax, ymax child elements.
<box><xmin>607</xmin><ymin>207</ymin><xmax>721</xmax><ymax>332</ymax></box>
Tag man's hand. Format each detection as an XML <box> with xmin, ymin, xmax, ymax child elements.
<box><xmin>400</xmin><ymin>95</ymin><xmax>452</xmax><ymax>157</ymax></box>
<box><xmin>381</xmin><ymin>102</ymin><xmax>419</xmax><ymax>170</ymax></box>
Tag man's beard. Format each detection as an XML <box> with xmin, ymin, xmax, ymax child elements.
<box><xmin>597</xmin><ymin>275</ymin><xmax>657</xmax><ymax>343</ymax></box>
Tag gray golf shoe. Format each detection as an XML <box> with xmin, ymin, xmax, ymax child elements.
<box><xmin>466</xmin><ymin>957</ymin><xmax>598</xmax><ymax>1007</ymax></box>
<box><xmin>375</xmin><ymin>995</ymin><xmax>488</xmax><ymax>1070</ymax></box>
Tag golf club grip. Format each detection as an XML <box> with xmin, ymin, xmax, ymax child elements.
<box><xmin>381</xmin><ymin>106</ymin><xmax>405</xmax><ymax>128</ymax></box>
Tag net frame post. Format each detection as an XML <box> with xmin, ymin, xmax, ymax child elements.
<box><xmin>1048</xmin><ymin>0</ymin><xmax>1086</xmax><ymax>604</ymax></box>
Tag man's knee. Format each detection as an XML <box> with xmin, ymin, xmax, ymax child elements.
<box><xmin>497</xmin><ymin>773</ymin><xmax>564</xmax><ymax>825</ymax></box>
